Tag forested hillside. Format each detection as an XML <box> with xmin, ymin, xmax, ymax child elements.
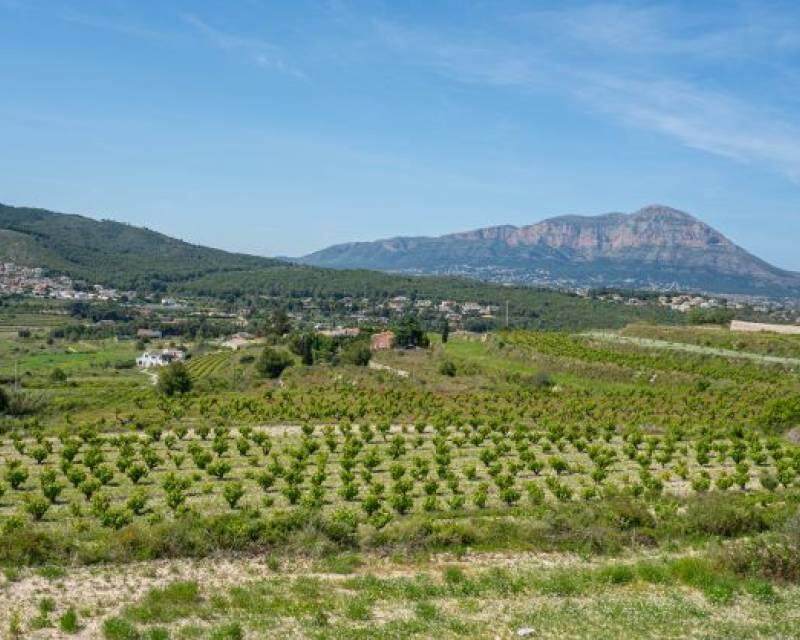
<box><xmin>0</xmin><ymin>203</ymin><xmax>278</xmax><ymax>289</ymax></box>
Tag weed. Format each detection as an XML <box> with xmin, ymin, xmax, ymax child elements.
<box><xmin>59</xmin><ymin>607</ymin><xmax>80</xmax><ymax>634</ymax></box>
<box><xmin>103</xmin><ymin>617</ymin><xmax>141</xmax><ymax>640</ymax></box>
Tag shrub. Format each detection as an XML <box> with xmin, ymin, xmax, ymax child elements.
<box><xmin>25</xmin><ymin>494</ymin><xmax>50</xmax><ymax>521</ymax></box>
<box><xmin>4</xmin><ymin>390</ymin><xmax>46</xmax><ymax>416</ymax></box>
<box><xmin>223</xmin><ymin>482</ymin><xmax>245</xmax><ymax>509</ymax></box>
<box><xmin>439</xmin><ymin>361</ymin><xmax>457</xmax><ymax>377</ymax></box>
<box><xmin>339</xmin><ymin>342</ymin><xmax>372</xmax><ymax>367</ymax></box>
<box><xmin>127</xmin><ymin>490</ymin><xmax>149</xmax><ymax>516</ymax></box>
<box><xmin>685</xmin><ymin>493</ymin><xmax>767</xmax><ymax>537</ymax></box>
<box><xmin>6</xmin><ymin>465</ymin><xmax>28</xmax><ymax>490</ymax></box>
<box><xmin>208</xmin><ymin>460</ymin><xmax>232</xmax><ymax>480</ymax></box>
<box><xmin>255</xmin><ymin>347</ymin><xmax>293</xmax><ymax>379</ymax></box>
<box><xmin>127</xmin><ymin>463</ymin><xmax>148</xmax><ymax>485</ymax></box>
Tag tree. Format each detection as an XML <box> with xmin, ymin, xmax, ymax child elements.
<box><xmin>256</xmin><ymin>347</ymin><xmax>293</xmax><ymax>379</ymax></box>
<box><xmin>269</xmin><ymin>309</ymin><xmax>292</xmax><ymax>337</ymax></box>
<box><xmin>441</xmin><ymin>318</ymin><xmax>450</xmax><ymax>344</ymax></box>
<box><xmin>392</xmin><ymin>317</ymin><xmax>429</xmax><ymax>349</ymax></box>
<box><xmin>157</xmin><ymin>362</ymin><xmax>192</xmax><ymax>396</ymax></box>
<box><xmin>688</xmin><ymin>308</ymin><xmax>734</xmax><ymax>325</ymax></box>
<box><xmin>0</xmin><ymin>386</ymin><xmax>8</xmax><ymax>414</ymax></box>
<box><xmin>299</xmin><ymin>334</ymin><xmax>314</xmax><ymax>366</ymax></box>
<box><xmin>339</xmin><ymin>341</ymin><xmax>372</xmax><ymax>367</ymax></box>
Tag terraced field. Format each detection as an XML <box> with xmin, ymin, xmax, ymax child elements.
<box><xmin>186</xmin><ymin>351</ymin><xmax>231</xmax><ymax>379</ymax></box>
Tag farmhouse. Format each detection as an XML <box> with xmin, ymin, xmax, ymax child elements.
<box><xmin>370</xmin><ymin>331</ymin><xmax>395</xmax><ymax>351</ymax></box>
<box><xmin>136</xmin><ymin>349</ymin><xmax>185</xmax><ymax>368</ymax></box>
<box><xmin>136</xmin><ymin>329</ymin><xmax>163</xmax><ymax>339</ymax></box>
<box><xmin>319</xmin><ymin>327</ymin><xmax>361</xmax><ymax>338</ymax></box>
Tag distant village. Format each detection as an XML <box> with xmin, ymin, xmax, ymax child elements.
<box><xmin>0</xmin><ymin>262</ymin><xmax>135</xmax><ymax>301</ymax></box>
<box><xmin>3</xmin><ymin>262</ymin><xmax>800</xmax><ymax>343</ymax></box>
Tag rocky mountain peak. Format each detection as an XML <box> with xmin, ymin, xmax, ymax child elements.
<box><xmin>300</xmin><ymin>205</ymin><xmax>800</xmax><ymax>296</ymax></box>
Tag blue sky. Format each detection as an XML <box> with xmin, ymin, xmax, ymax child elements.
<box><xmin>1</xmin><ymin>1</ymin><xmax>799</xmax><ymax>268</ymax></box>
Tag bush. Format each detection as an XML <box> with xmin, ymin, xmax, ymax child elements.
<box><xmin>223</xmin><ymin>482</ymin><xmax>245</xmax><ymax>509</ymax></box>
<box><xmin>156</xmin><ymin>362</ymin><xmax>192</xmax><ymax>396</ymax></box>
<box><xmin>255</xmin><ymin>347</ymin><xmax>293</xmax><ymax>379</ymax></box>
<box><xmin>49</xmin><ymin>368</ymin><xmax>68</xmax><ymax>383</ymax></box>
<box><xmin>684</xmin><ymin>493</ymin><xmax>767</xmax><ymax>537</ymax></box>
<box><xmin>339</xmin><ymin>342</ymin><xmax>372</xmax><ymax>367</ymax></box>
<box><xmin>25</xmin><ymin>494</ymin><xmax>50</xmax><ymax>521</ymax></box>
<box><xmin>438</xmin><ymin>361</ymin><xmax>457</xmax><ymax>377</ymax></box>
<box><xmin>5</xmin><ymin>390</ymin><xmax>47</xmax><ymax>416</ymax></box>
<box><xmin>716</xmin><ymin>512</ymin><xmax>800</xmax><ymax>582</ymax></box>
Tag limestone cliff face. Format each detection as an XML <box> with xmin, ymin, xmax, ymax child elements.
<box><xmin>507</xmin><ymin>207</ymin><xmax>730</xmax><ymax>253</ymax></box>
<box><xmin>300</xmin><ymin>205</ymin><xmax>800</xmax><ymax>295</ymax></box>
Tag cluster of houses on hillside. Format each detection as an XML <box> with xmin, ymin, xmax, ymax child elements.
<box><xmin>0</xmin><ymin>262</ymin><xmax>133</xmax><ymax>300</ymax></box>
<box><xmin>293</xmin><ymin>295</ymin><xmax>498</xmax><ymax>330</ymax></box>
<box><xmin>656</xmin><ymin>294</ymin><xmax>731</xmax><ymax>313</ymax></box>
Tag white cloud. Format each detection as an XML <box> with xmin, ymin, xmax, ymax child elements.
<box><xmin>364</xmin><ymin>4</ymin><xmax>800</xmax><ymax>182</ymax></box>
<box><xmin>574</xmin><ymin>73</ymin><xmax>800</xmax><ymax>181</ymax></box>
<box><xmin>520</xmin><ymin>2</ymin><xmax>800</xmax><ymax>58</ymax></box>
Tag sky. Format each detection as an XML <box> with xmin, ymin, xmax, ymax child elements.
<box><xmin>1</xmin><ymin>0</ymin><xmax>799</xmax><ymax>268</ymax></box>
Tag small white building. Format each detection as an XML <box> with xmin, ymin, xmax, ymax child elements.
<box><xmin>136</xmin><ymin>350</ymin><xmax>185</xmax><ymax>368</ymax></box>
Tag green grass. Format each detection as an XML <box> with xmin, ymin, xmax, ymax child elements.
<box><xmin>90</xmin><ymin>557</ymin><xmax>800</xmax><ymax>639</ymax></box>
<box><xmin>125</xmin><ymin>582</ymin><xmax>202</xmax><ymax>624</ymax></box>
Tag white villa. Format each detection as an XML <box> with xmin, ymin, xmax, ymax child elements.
<box><xmin>136</xmin><ymin>349</ymin><xmax>185</xmax><ymax>368</ymax></box>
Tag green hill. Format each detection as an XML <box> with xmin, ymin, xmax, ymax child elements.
<box><xmin>0</xmin><ymin>203</ymin><xmax>278</xmax><ymax>289</ymax></box>
<box><xmin>0</xmin><ymin>202</ymin><xmax>684</xmax><ymax>329</ymax></box>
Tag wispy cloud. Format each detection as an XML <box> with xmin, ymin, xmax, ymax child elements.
<box><xmin>362</xmin><ymin>3</ymin><xmax>800</xmax><ymax>182</ymax></box>
<box><xmin>59</xmin><ymin>10</ymin><xmax>178</xmax><ymax>43</ymax></box>
<box><xmin>519</xmin><ymin>2</ymin><xmax>800</xmax><ymax>58</ymax></box>
<box><xmin>371</xmin><ymin>20</ymin><xmax>539</xmax><ymax>87</ymax></box>
<box><xmin>575</xmin><ymin>73</ymin><xmax>800</xmax><ymax>181</ymax></box>
<box><xmin>181</xmin><ymin>14</ymin><xmax>305</xmax><ymax>78</ymax></box>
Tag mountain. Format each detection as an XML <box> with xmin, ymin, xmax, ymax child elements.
<box><xmin>0</xmin><ymin>203</ymin><xmax>278</xmax><ymax>289</ymax></box>
<box><xmin>0</xmin><ymin>201</ymin><xmax>687</xmax><ymax>329</ymax></box>
<box><xmin>299</xmin><ymin>205</ymin><xmax>800</xmax><ymax>296</ymax></box>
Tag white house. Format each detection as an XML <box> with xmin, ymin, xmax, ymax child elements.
<box><xmin>136</xmin><ymin>349</ymin><xmax>185</xmax><ymax>368</ymax></box>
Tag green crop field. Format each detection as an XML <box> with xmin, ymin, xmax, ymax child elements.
<box><xmin>186</xmin><ymin>351</ymin><xmax>234</xmax><ymax>379</ymax></box>
<box><xmin>2</xmin><ymin>324</ymin><xmax>800</xmax><ymax>638</ymax></box>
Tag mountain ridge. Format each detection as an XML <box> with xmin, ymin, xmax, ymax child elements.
<box><xmin>299</xmin><ymin>205</ymin><xmax>800</xmax><ymax>296</ymax></box>
<box><xmin>0</xmin><ymin>202</ymin><xmax>279</xmax><ymax>289</ymax></box>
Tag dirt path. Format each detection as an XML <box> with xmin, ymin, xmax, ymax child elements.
<box><xmin>369</xmin><ymin>360</ymin><xmax>410</xmax><ymax>377</ymax></box>
<box><xmin>584</xmin><ymin>331</ymin><xmax>800</xmax><ymax>368</ymax></box>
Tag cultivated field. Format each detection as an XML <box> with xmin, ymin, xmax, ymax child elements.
<box><xmin>1</xmin><ymin>323</ymin><xmax>800</xmax><ymax>638</ymax></box>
